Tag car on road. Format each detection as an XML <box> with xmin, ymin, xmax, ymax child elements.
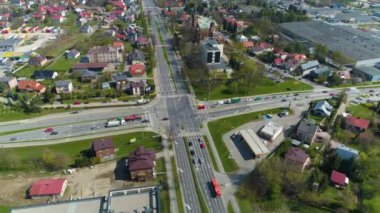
<box><xmin>281</xmin><ymin>99</ymin><xmax>287</xmax><ymax>102</ymax></box>
<box><xmin>245</xmin><ymin>98</ymin><xmax>252</xmax><ymax>102</ymax></box>
<box><xmin>162</xmin><ymin>117</ymin><xmax>169</xmax><ymax>121</ymax></box>
<box><xmin>192</xmin><ymin>157</ymin><xmax>198</xmax><ymax>164</ymax></box>
<box><xmin>70</xmin><ymin>111</ymin><xmax>79</xmax><ymax>114</ymax></box>
<box><xmin>50</xmin><ymin>131</ymin><xmax>58</xmax><ymax>135</ymax></box>
<box><xmin>44</xmin><ymin>127</ymin><xmax>54</xmax><ymax>133</ymax></box>
<box><xmin>322</xmin><ymin>91</ymin><xmax>328</xmax><ymax>93</ymax></box>
<box><xmin>141</xmin><ymin>119</ymin><xmax>149</xmax><ymax>123</ymax></box>
<box><xmin>265</xmin><ymin>114</ymin><xmax>273</xmax><ymax>119</ymax></box>
<box><xmin>198</xmin><ymin>158</ymin><xmax>202</xmax><ymax>164</ymax></box>
<box><xmin>254</xmin><ymin>97</ymin><xmax>262</xmax><ymax>101</ymax></box>
<box><xmin>200</xmin><ymin>143</ymin><xmax>205</xmax><ymax>149</ymax></box>
<box><xmin>369</xmin><ymin>90</ymin><xmax>374</xmax><ymax>93</ymax></box>
<box><xmin>189</xmin><ymin>141</ymin><xmax>193</xmax><ymax>146</ymax></box>
<box><xmin>190</xmin><ymin>150</ymin><xmax>195</xmax><ymax>155</ymax></box>
<box><xmin>197</xmin><ymin>138</ymin><xmax>202</xmax><ymax>143</ymax></box>
<box><xmin>10</xmin><ymin>137</ymin><xmax>20</xmax><ymax>141</ymax></box>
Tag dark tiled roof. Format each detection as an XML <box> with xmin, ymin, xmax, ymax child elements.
<box><xmin>92</xmin><ymin>138</ymin><xmax>114</xmax><ymax>151</ymax></box>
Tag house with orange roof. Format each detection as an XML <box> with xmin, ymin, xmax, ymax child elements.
<box><xmin>17</xmin><ymin>80</ymin><xmax>46</xmax><ymax>94</ymax></box>
<box><xmin>129</xmin><ymin>64</ymin><xmax>145</xmax><ymax>77</ymax></box>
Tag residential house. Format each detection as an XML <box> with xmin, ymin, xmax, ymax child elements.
<box><xmin>344</xmin><ymin>115</ymin><xmax>369</xmax><ymax>132</ymax></box>
<box><xmin>127</xmin><ymin>80</ymin><xmax>145</xmax><ymax>96</ymax></box>
<box><xmin>29</xmin><ymin>55</ymin><xmax>47</xmax><ymax>66</ymax></box>
<box><xmin>284</xmin><ymin>147</ymin><xmax>310</xmax><ymax>172</ymax></box>
<box><xmin>55</xmin><ymin>80</ymin><xmax>73</xmax><ymax>94</ymax></box>
<box><xmin>29</xmin><ymin>178</ymin><xmax>67</xmax><ymax>199</ymax></box>
<box><xmin>249</xmin><ymin>42</ymin><xmax>273</xmax><ymax>56</ymax></box>
<box><xmin>313</xmin><ymin>100</ymin><xmax>333</xmax><ymax>117</ymax></box>
<box><xmin>135</xmin><ymin>36</ymin><xmax>149</xmax><ymax>47</ymax></box>
<box><xmin>112</xmin><ymin>41</ymin><xmax>124</xmax><ymax>52</ymax></box>
<box><xmin>72</xmin><ymin>62</ymin><xmax>109</xmax><ymax>73</ymax></box>
<box><xmin>18</xmin><ymin>80</ymin><xmax>46</xmax><ymax>93</ymax></box>
<box><xmin>259</xmin><ymin>121</ymin><xmax>283</xmax><ymax>141</ymax></box>
<box><xmin>336</xmin><ymin>145</ymin><xmax>359</xmax><ymax>160</ymax></box>
<box><xmin>296</xmin><ymin>119</ymin><xmax>319</xmax><ymax>145</ymax></box>
<box><xmin>80</xmin><ymin>25</ymin><xmax>93</xmax><ymax>33</ymax></box>
<box><xmin>310</xmin><ymin>66</ymin><xmax>331</xmax><ymax>78</ymax></box>
<box><xmin>236</xmin><ymin>34</ymin><xmax>248</xmax><ymax>43</ymax></box>
<box><xmin>79</xmin><ymin>70</ymin><xmax>97</xmax><ymax>83</ymax></box>
<box><xmin>330</xmin><ymin>170</ymin><xmax>349</xmax><ymax>188</ymax></box>
<box><xmin>67</xmin><ymin>49</ymin><xmax>80</xmax><ymax>59</ymax></box>
<box><xmin>88</xmin><ymin>46</ymin><xmax>122</xmax><ymax>63</ymax></box>
<box><xmin>32</xmin><ymin>70</ymin><xmax>58</xmax><ymax>81</ymax></box>
<box><xmin>127</xmin><ymin>49</ymin><xmax>145</xmax><ymax>65</ymax></box>
<box><xmin>0</xmin><ymin>76</ymin><xmax>17</xmax><ymax>89</ymax></box>
<box><xmin>338</xmin><ymin>70</ymin><xmax>351</xmax><ymax>80</ymax></box>
<box><xmin>300</xmin><ymin>60</ymin><xmax>320</xmax><ymax>76</ymax></box>
<box><xmin>128</xmin><ymin>146</ymin><xmax>156</xmax><ymax>182</ymax></box>
<box><xmin>92</xmin><ymin>138</ymin><xmax>115</xmax><ymax>160</ymax></box>
<box><xmin>113</xmin><ymin>72</ymin><xmax>128</xmax><ymax>90</ymax></box>
<box><xmin>129</xmin><ymin>64</ymin><xmax>145</xmax><ymax>77</ymax></box>
<box><xmin>191</xmin><ymin>15</ymin><xmax>216</xmax><ymax>42</ymax></box>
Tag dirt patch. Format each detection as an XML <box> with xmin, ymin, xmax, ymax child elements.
<box><xmin>0</xmin><ymin>160</ymin><xmax>156</xmax><ymax>208</ymax></box>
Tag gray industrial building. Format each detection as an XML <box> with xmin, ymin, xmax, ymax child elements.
<box><xmin>279</xmin><ymin>21</ymin><xmax>380</xmax><ymax>64</ymax></box>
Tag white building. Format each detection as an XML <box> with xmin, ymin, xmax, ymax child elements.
<box><xmin>259</xmin><ymin>121</ymin><xmax>283</xmax><ymax>141</ymax></box>
<box><xmin>201</xmin><ymin>38</ymin><xmax>223</xmax><ymax>65</ymax></box>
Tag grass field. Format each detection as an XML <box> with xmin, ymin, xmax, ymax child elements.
<box><xmin>2</xmin><ymin>131</ymin><xmax>161</xmax><ymax>170</ymax></box>
<box><xmin>203</xmin><ymin>136</ymin><xmax>219</xmax><ymax>172</ymax></box>
<box><xmin>195</xmin><ymin>78</ymin><xmax>313</xmax><ymax>100</ymax></box>
<box><xmin>208</xmin><ymin>108</ymin><xmax>286</xmax><ymax>172</ymax></box>
<box><xmin>14</xmin><ymin>65</ymin><xmax>39</xmax><ymax>78</ymax></box>
<box><xmin>0</xmin><ymin>106</ymin><xmax>77</xmax><ymax>122</ymax></box>
<box><xmin>45</xmin><ymin>56</ymin><xmax>79</xmax><ymax>74</ymax></box>
<box><xmin>348</xmin><ymin>103</ymin><xmax>374</xmax><ymax>120</ymax></box>
<box><xmin>0</xmin><ymin>206</ymin><xmax>9</xmax><ymax>213</ymax></box>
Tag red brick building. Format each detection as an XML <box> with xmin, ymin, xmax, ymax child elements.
<box><xmin>128</xmin><ymin>146</ymin><xmax>156</xmax><ymax>182</ymax></box>
<box><xmin>92</xmin><ymin>138</ymin><xmax>115</xmax><ymax>160</ymax></box>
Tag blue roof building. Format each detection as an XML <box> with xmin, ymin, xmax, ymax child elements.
<box><xmin>313</xmin><ymin>100</ymin><xmax>333</xmax><ymax>117</ymax></box>
<box><xmin>336</xmin><ymin>145</ymin><xmax>359</xmax><ymax>160</ymax></box>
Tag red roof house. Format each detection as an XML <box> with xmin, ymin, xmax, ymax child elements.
<box><xmin>330</xmin><ymin>170</ymin><xmax>349</xmax><ymax>188</ymax></box>
<box><xmin>345</xmin><ymin>115</ymin><xmax>369</xmax><ymax>132</ymax></box>
<box><xmin>29</xmin><ymin>178</ymin><xmax>67</xmax><ymax>198</ymax></box>
<box><xmin>284</xmin><ymin>147</ymin><xmax>310</xmax><ymax>172</ymax></box>
<box><xmin>18</xmin><ymin>80</ymin><xmax>46</xmax><ymax>94</ymax></box>
<box><xmin>129</xmin><ymin>64</ymin><xmax>145</xmax><ymax>77</ymax></box>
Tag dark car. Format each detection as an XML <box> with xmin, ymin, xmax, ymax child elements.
<box><xmin>322</xmin><ymin>90</ymin><xmax>328</xmax><ymax>93</ymax></box>
<box><xmin>197</xmin><ymin>138</ymin><xmax>201</xmax><ymax>143</ymax></box>
<box><xmin>50</xmin><ymin>131</ymin><xmax>58</xmax><ymax>135</ymax></box>
<box><xmin>198</xmin><ymin>158</ymin><xmax>202</xmax><ymax>164</ymax></box>
<box><xmin>281</xmin><ymin>99</ymin><xmax>287</xmax><ymax>102</ymax></box>
<box><xmin>141</xmin><ymin>119</ymin><xmax>149</xmax><ymax>123</ymax></box>
<box><xmin>162</xmin><ymin>117</ymin><xmax>169</xmax><ymax>121</ymax></box>
<box><xmin>189</xmin><ymin>141</ymin><xmax>193</xmax><ymax>146</ymax></box>
<box><xmin>70</xmin><ymin>111</ymin><xmax>79</xmax><ymax>114</ymax></box>
<box><xmin>190</xmin><ymin>150</ymin><xmax>195</xmax><ymax>155</ymax></box>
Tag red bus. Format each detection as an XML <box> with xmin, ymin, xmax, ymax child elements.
<box><xmin>211</xmin><ymin>178</ymin><xmax>222</xmax><ymax>197</ymax></box>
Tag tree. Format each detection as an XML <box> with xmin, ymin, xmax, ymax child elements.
<box><xmin>327</xmin><ymin>72</ymin><xmax>343</xmax><ymax>87</ymax></box>
<box><xmin>43</xmin><ymin>89</ymin><xmax>55</xmax><ymax>104</ymax></box>
<box><xmin>0</xmin><ymin>82</ymin><xmax>6</xmax><ymax>93</ymax></box>
<box><xmin>105</xmin><ymin>4</ymin><xmax>113</xmax><ymax>12</ymax></box>
<box><xmin>41</xmin><ymin>149</ymin><xmax>70</xmax><ymax>171</ymax></box>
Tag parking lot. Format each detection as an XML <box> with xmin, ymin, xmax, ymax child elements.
<box><xmin>1</xmin><ymin>31</ymin><xmax>58</xmax><ymax>54</ymax></box>
<box><xmin>221</xmin><ymin>104</ymin><xmax>306</xmax><ymax>175</ymax></box>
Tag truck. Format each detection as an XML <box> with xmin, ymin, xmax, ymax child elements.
<box><xmin>224</xmin><ymin>98</ymin><xmax>241</xmax><ymax>104</ymax></box>
<box><xmin>105</xmin><ymin>119</ymin><xmax>125</xmax><ymax>127</ymax></box>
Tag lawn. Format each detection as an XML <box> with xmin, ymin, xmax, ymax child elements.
<box><xmin>38</xmin><ymin>34</ymin><xmax>86</xmax><ymax>57</ymax></box>
<box><xmin>171</xmin><ymin>157</ymin><xmax>185</xmax><ymax>213</ymax></box>
<box><xmin>2</xmin><ymin>131</ymin><xmax>161</xmax><ymax>171</ymax></box>
<box><xmin>348</xmin><ymin>103</ymin><xmax>374</xmax><ymax>120</ymax></box>
<box><xmin>0</xmin><ymin>106</ymin><xmax>78</xmax><ymax>122</ymax></box>
<box><xmin>208</xmin><ymin>108</ymin><xmax>286</xmax><ymax>172</ymax></box>
<box><xmin>0</xmin><ymin>206</ymin><xmax>9</xmax><ymax>213</ymax></box>
<box><xmin>195</xmin><ymin>78</ymin><xmax>313</xmax><ymax>101</ymax></box>
<box><xmin>14</xmin><ymin>65</ymin><xmax>39</xmax><ymax>78</ymax></box>
<box><xmin>45</xmin><ymin>56</ymin><xmax>79</xmax><ymax>74</ymax></box>
<box><xmin>203</xmin><ymin>136</ymin><xmax>219</xmax><ymax>172</ymax></box>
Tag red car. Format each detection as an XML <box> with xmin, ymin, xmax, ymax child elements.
<box><xmin>197</xmin><ymin>105</ymin><xmax>206</xmax><ymax>110</ymax></box>
<box><xmin>200</xmin><ymin>143</ymin><xmax>205</xmax><ymax>149</ymax></box>
<box><xmin>73</xmin><ymin>101</ymin><xmax>81</xmax><ymax>105</ymax></box>
<box><xmin>44</xmin><ymin>127</ymin><xmax>54</xmax><ymax>133</ymax></box>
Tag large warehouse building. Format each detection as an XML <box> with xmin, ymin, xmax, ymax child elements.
<box><xmin>279</xmin><ymin>21</ymin><xmax>380</xmax><ymax>65</ymax></box>
<box><xmin>239</xmin><ymin>129</ymin><xmax>270</xmax><ymax>158</ymax></box>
